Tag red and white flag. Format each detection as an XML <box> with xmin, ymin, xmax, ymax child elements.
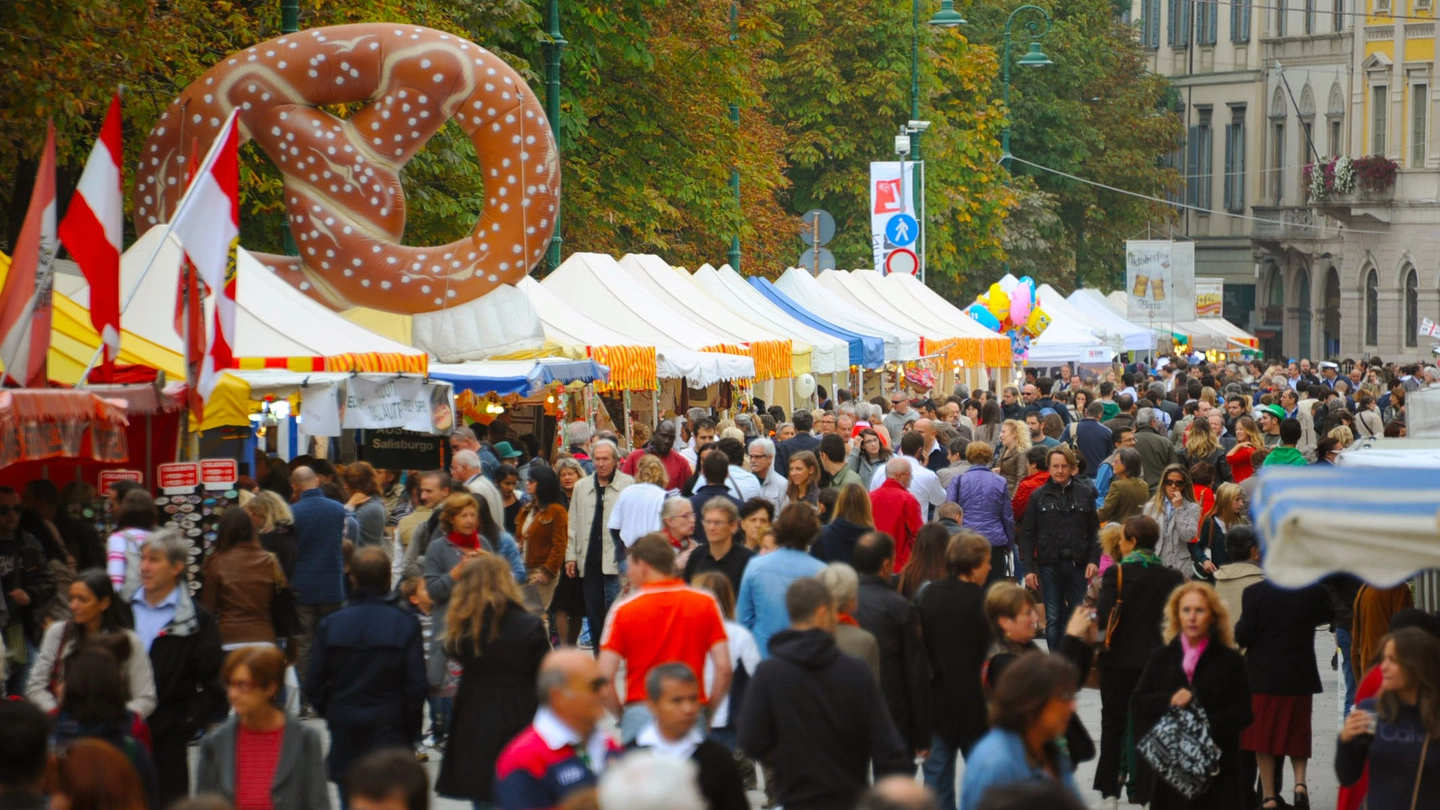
<box><xmin>0</xmin><ymin>124</ymin><xmax>59</xmax><ymax>388</ymax></box>
<box><xmin>168</xmin><ymin>111</ymin><xmax>240</xmax><ymax>404</ymax></box>
<box><xmin>59</xmin><ymin>92</ymin><xmax>125</xmax><ymax>369</ymax></box>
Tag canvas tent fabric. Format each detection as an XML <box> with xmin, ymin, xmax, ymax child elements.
<box><xmin>745</xmin><ymin>276</ymin><xmax>885</xmax><ymax>369</ymax></box>
<box><xmin>619</xmin><ymin>254</ymin><xmax>796</xmax><ymax>380</ymax></box>
<box><xmin>540</xmin><ymin>254</ymin><xmax>757</xmax><ymax>386</ymax></box>
<box><xmin>1066</xmin><ymin>288</ymin><xmax>1159</xmax><ymax>353</ymax></box>
<box><xmin>828</xmin><ymin>270</ymin><xmax>1011</xmax><ymax>367</ymax></box>
<box><xmin>513</xmin><ymin>276</ymin><xmax>751</xmax><ymax>389</ymax></box>
<box><xmin>428</xmin><ymin>358</ymin><xmax>610</xmax><ymax>398</ymax></box>
<box><xmin>1252</xmin><ymin>465</ymin><xmax>1440</xmax><ymax>589</ymax></box>
<box><xmin>772</xmin><ymin>268</ymin><xmax>920</xmax><ymax>362</ymax></box>
<box><xmin>408</xmin><ymin>284</ymin><xmax>545</xmax><ymax>362</ymax></box>
<box><xmin>876</xmin><ymin>273</ymin><xmax>1013</xmax><ymax>367</ymax></box>
<box><xmin>1100</xmin><ymin>289</ymin><xmax>1257</xmax><ymax>351</ymax></box>
<box><xmin>688</xmin><ymin>264</ymin><xmax>849</xmax><ymax>375</ymax></box>
<box><xmin>55</xmin><ymin>226</ymin><xmax>427</xmax><ymax>374</ymax></box>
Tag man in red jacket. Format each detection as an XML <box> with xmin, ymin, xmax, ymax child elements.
<box><xmin>869</xmin><ymin>458</ymin><xmax>923</xmax><ymax>568</ymax></box>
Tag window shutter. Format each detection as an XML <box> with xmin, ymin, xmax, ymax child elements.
<box><xmin>1208</xmin><ymin>0</ymin><xmax>1218</xmax><ymax>42</ymax></box>
<box><xmin>1168</xmin><ymin>0</ymin><xmax>1178</xmax><ymax>44</ymax></box>
<box><xmin>1241</xmin><ymin>0</ymin><xmax>1251</xmax><ymax>41</ymax></box>
<box><xmin>1151</xmin><ymin>0</ymin><xmax>1163</xmax><ymax>46</ymax></box>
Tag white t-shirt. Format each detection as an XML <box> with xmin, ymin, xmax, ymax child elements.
<box><xmin>607</xmin><ymin>482</ymin><xmax>668</xmax><ymax>547</ymax></box>
<box><xmin>706</xmin><ymin>620</ymin><xmax>761</xmax><ymax>728</ymax></box>
<box><xmin>726</xmin><ymin>465</ymin><xmax>762</xmax><ymax>502</ymax></box>
<box><xmin>465</xmin><ymin>475</ymin><xmax>505</xmax><ymax>530</ymax></box>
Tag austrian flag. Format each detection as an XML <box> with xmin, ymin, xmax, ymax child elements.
<box><xmin>169</xmin><ymin>111</ymin><xmax>241</xmax><ymax>401</ymax></box>
<box><xmin>59</xmin><ymin>92</ymin><xmax>125</xmax><ymax>367</ymax></box>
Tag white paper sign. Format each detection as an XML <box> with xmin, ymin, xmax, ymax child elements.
<box><xmin>300</xmin><ymin>381</ymin><xmax>342</xmax><ymax>437</ymax></box>
<box><xmin>344</xmin><ymin>377</ymin><xmax>431</xmax><ymax>431</ymax></box>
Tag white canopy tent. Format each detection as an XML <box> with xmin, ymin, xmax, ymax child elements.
<box><xmin>619</xmin><ymin>254</ymin><xmax>800</xmax><ymax>378</ymax></box>
<box><xmin>1065</xmin><ymin>288</ymin><xmax>1160</xmax><ymax>353</ymax></box>
<box><xmin>543</xmin><ymin>253</ymin><xmax>758</xmax><ymax>384</ymax></box>
<box><xmin>773</xmin><ymin>268</ymin><xmax>920</xmax><ymax>362</ymax></box>
<box><xmin>56</xmin><ymin>225</ymin><xmax>427</xmax><ymax>370</ymax></box>
<box><xmin>687</xmin><ymin>265</ymin><xmax>849</xmax><ymax>375</ymax></box>
<box><xmin>515</xmin><ymin>276</ymin><xmax>754</xmax><ymax>386</ymax></box>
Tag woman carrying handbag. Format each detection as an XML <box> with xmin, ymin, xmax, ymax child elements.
<box><xmin>1131</xmin><ymin>581</ymin><xmax>1253</xmax><ymax>809</ymax></box>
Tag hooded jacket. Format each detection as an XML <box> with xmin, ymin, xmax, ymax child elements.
<box><xmin>811</xmin><ymin>517</ymin><xmax>868</xmax><ymax>566</ymax></box>
<box><xmin>1263</xmin><ymin>445</ymin><xmax>1309</xmax><ymax>466</ymax></box>
<box><xmin>737</xmin><ymin>628</ymin><xmax>909</xmax><ymax>810</ymax></box>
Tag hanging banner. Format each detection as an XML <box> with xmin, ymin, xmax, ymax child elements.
<box><xmin>1420</xmin><ymin>317</ymin><xmax>1439</xmax><ymax>338</ymax></box>
<box><xmin>300</xmin><ymin>381</ymin><xmax>342</xmax><ymax>438</ymax></box>
<box><xmin>1125</xmin><ymin>240</ymin><xmax>1197</xmax><ymax>322</ymax></box>
<box><xmin>870</xmin><ymin>161</ymin><xmax>918</xmax><ymax>272</ymax></box>
<box><xmin>1195</xmin><ymin>277</ymin><xmax>1224</xmax><ymax>319</ymax></box>
<box><xmin>297</xmin><ymin>378</ymin><xmax>454</xmax><ymax>438</ymax></box>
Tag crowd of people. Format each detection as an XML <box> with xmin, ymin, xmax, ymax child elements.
<box><xmin>1</xmin><ymin>352</ymin><xmax>1438</xmax><ymax>810</ymax></box>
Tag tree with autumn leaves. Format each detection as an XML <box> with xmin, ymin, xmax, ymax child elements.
<box><xmin>0</xmin><ymin>0</ymin><xmax>1177</xmax><ymax>296</ymax></box>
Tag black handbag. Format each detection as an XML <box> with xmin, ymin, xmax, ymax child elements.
<box><xmin>1136</xmin><ymin>701</ymin><xmax>1223</xmax><ymax>799</ymax></box>
<box><xmin>269</xmin><ymin>557</ymin><xmax>301</xmax><ymax>639</ymax></box>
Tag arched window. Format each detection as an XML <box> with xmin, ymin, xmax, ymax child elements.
<box><xmin>1365</xmin><ymin>269</ymin><xmax>1379</xmax><ymax>346</ymax></box>
<box><xmin>1406</xmin><ymin>268</ymin><xmax>1419</xmax><ymax>347</ymax></box>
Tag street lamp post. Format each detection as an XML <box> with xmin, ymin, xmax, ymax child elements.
<box><xmin>901</xmin><ymin>1</ymin><xmax>965</xmax><ymax>282</ymax></box>
<box><xmin>999</xmin><ymin>5</ymin><xmax>1054</xmax><ymax>173</ymax></box>
<box><xmin>544</xmin><ymin>0</ymin><xmax>567</xmax><ymax>273</ymax></box>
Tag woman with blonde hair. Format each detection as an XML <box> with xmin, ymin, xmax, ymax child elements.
<box><xmin>1192</xmin><ymin>482</ymin><xmax>1247</xmax><ymax>578</ymax></box>
<box><xmin>245</xmin><ymin>489</ymin><xmax>297</xmax><ymax>580</ymax></box>
<box><xmin>996</xmin><ymin>419</ymin><xmax>1032</xmax><ymax>497</ymax></box>
<box><xmin>1328</xmin><ymin>424</ymin><xmax>1355</xmax><ymax>448</ymax></box>
<box><xmin>812</xmin><ymin>482</ymin><xmax>872</xmax><ymax>564</ymax></box>
<box><xmin>1226</xmin><ymin>415</ymin><xmax>1263</xmax><ymax>483</ymax></box>
<box><xmin>436</xmin><ymin>555</ymin><xmax>548</xmax><ymax>806</ymax></box>
<box><xmin>1131</xmin><ymin>581</ymin><xmax>1252</xmax><ymax>809</ymax></box>
<box><xmin>1144</xmin><ymin>463</ymin><xmax>1201</xmax><ymax>575</ymax></box>
<box><xmin>1180</xmin><ymin>417</ymin><xmax>1230</xmax><ymax>484</ymax></box>
<box><xmin>422</xmin><ymin>493</ymin><xmax>504</xmax><ymax>707</ymax></box>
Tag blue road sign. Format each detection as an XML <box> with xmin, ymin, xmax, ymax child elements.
<box><xmin>885</xmin><ymin>213</ymin><xmax>918</xmax><ymax>247</ymax></box>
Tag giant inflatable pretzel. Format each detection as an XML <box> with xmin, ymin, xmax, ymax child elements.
<box><xmin>134</xmin><ymin>24</ymin><xmax>560</xmax><ymax>314</ymax></box>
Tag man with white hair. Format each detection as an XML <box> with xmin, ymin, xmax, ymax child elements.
<box><xmin>565</xmin><ymin>421</ymin><xmax>596</xmax><ymax>475</ymax></box>
<box><xmin>869</xmin><ymin>458</ymin><xmax>924</xmax><ymax>568</ymax></box>
<box><xmin>748</xmin><ymin>438</ymin><xmax>787</xmax><ymax>504</ymax></box>
<box><xmin>1131</xmin><ymin>407</ymin><xmax>1176</xmax><ymax>494</ymax></box>
<box><xmin>450</xmin><ymin>449</ymin><xmax>504</xmax><ymax>530</ymax></box>
<box><xmin>566</xmin><ymin>439</ymin><xmax>634</xmax><ymax>652</ymax></box>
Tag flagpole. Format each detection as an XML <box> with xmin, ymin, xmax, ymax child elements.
<box><xmin>77</xmin><ymin>110</ymin><xmax>239</xmax><ymax>388</ymax></box>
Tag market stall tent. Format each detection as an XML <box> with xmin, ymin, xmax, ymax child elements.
<box><xmin>743</xmin><ymin>275</ymin><xmax>886</xmax><ymax>369</ymax></box>
<box><xmin>619</xmin><ymin>254</ymin><xmax>797</xmax><ymax>380</ymax></box>
<box><xmin>827</xmin><ymin>270</ymin><xmax>1011</xmax><ymax>368</ymax></box>
<box><xmin>772</xmin><ymin>268</ymin><xmax>920</xmax><ymax>362</ymax></box>
<box><xmin>687</xmin><ymin>264</ymin><xmax>849</xmax><ymax>375</ymax></box>
<box><xmin>426</xmin><ymin>358</ymin><xmax>610</xmax><ymax>398</ymax></box>
<box><xmin>1252</xmin><ymin>464</ymin><xmax>1440</xmax><ymax>588</ymax></box>
<box><xmin>513</xmin><ymin>276</ymin><xmax>751</xmax><ymax>389</ymax></box>
<box><xmin>1065</xmin><ymin>288</ymin><xmax>1159</xmax><ymax>353</ymax></box>
<box><xmin>541</xmin><ymin>254</ymin><xmax>758</xmax><ymax>385</ymax></box>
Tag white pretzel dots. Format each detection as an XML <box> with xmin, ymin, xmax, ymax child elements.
<box><xmin>134</xmin><ymin>24</ymin><xmax>561</xmax><ymax>314</ymax></box>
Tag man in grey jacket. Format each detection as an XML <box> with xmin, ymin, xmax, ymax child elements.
<box><xmin>565</xmin><ymin>440</ymin><xmax>634</xmax><ymax>654</ymax></box>
<box><xmin>1131</xmin><ymin>408</ymin><xmax>1177</xmax><ymax>495</ymax></box>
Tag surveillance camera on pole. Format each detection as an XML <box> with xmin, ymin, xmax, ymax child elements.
<box><xmin>907</xmin><ymin>120</ymin><xmax>931</xmax><ymax>132</ymax></box>
<box><xmin>895</xmin><ymin>134</ymin><xmax>912</xmax><ymax>156</ymax></box>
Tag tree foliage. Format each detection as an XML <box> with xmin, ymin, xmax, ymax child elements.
<box><xmin>1</xmin><ymin>0</ymin><xmax>1178</xmax><ymax>298</ymax></box>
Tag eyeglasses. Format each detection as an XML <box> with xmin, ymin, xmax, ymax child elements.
<box><xmin>669</xmin><ymin>512</ymin><xmax>695</xmax><ymax>521</ymax></box>
<box><xmin>702</xmin><ymin>519</ymin><xmax>733</xmax><ymax>527</ymax></box>
<box><xmin>1164</xmin><ymin>479</ymin><xmax>1184</xmax><ymax>487</ymax></box>
<box><xmin>747</xmin><ymin>453</ymin><xmax>769</xmax><ymax>460</ymax></box>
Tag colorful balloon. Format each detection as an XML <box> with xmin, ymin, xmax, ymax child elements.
<box><xmin>1009</xmin><ymin>282</ymin><xmax>1032</xmax><ymax>326</ymax></box>
<box><xmin>985</xmin><ymin>282</ymin><xmax>1010</xmax><ymax>322</ymax></box>
<box><xmin>1026</xmin><ymin>306</ymin><xmax>1052</xmax><ymax>337</ymax></box>
<box><xmin>966</xmin><ymin>302</ymin><xmax>1002</xmax><ymax>332</ymax></box>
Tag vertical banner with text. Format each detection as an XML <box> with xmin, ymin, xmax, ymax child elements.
<box><xmin>870</xmin><ymin>162</ymin><xmax>918</xmax><ymax>271</ymax></box>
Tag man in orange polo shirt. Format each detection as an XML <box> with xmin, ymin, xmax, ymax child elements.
<box><xmin>599</xmin><ymin>532</ymin><xmax>732</xmax><ymax>744</ymax></box>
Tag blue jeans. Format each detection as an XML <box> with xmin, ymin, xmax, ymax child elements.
<box><xmin>1336</xmin><ymin>628</ymin><xmax>1357</xmax><ymax>713</ymax></box>
<box><xmin>427</xmin><ymin>696</ymin><xmax>452</xmax><ymax>742</ymax></box>
<box><xmin>1038</xmin><ymin>560</ymin><xmax>1089</xmax><ymax>650</ymax></box>
<box><xmin>922</xmin><ymin>734</ymin><xmax>963</xmax><ymax>810</ymax></box>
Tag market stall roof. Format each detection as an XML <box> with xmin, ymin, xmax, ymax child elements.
<box><xmin>0</xmin><ymin>389</ymin><xmax>130</xmax><ymax>468</ymax></box>
<box><xmin>55</xmin><ymin>226</ymin><xmax>427</xmax><ymax>374</ymax></box>
<box><xmin>1252</xmin><ymin>464</ymin><xmax>1440</xmax><ymax>588</ymax></box>
<box><xmin>742</xmin><ymin>275</ymin><xmax>885</xmax><ymax>369</ymax></box>
<box><xmin>832</xmin><ymin>270</ymin><xmax>1012</xmax><ymax>368</ymax></box>
<box><xmin>772</xmin><ymin>268</ymin><xmax>920</xmax><ymax>362</ymax></box>
<box><xmin>687</xmin><ymin>264</ymin><xmax>849</xmax><ymax>375</ymax></box>
<box><xmin>1196</xmin><ymin>316</ymin><xmax>1260</xmax><ymax>350</ymax></box>
<box><xmin>1065</xmin><ymin>288</ymin><xmax>1159</xmax><ymax>353</ymax></box>
<box><xmin>877</xmin><ymin>273</ymin><xmax>1013</xmax><ymax>367</ymax></box>
<box><xmin>537</xmin><ymin>256</ymin><xmax>757</xmax><ymax>385</ymax></box>
<box><xmin>428</xmin><ymin>358</ymin><xmax>611</xmax><ymax>398</ymax></box>
<box><xmin>1106</xmin><ymin>291</ymin><xmax>1129</xmax><ymax>315</ymax></box>
<box><xmin>514</xmin><ymin>277</ymin><xmax>752</xmax><ymax>388</ymax></box>
<box><xmin>619</xmin><ymin>254</ymin><xmax>796</xmax><ymax>380</ymax></box>
<box><xmin>1034</xmin><ymin>284</ymin><xmax>1126</xmax><ymax>349</ymax></box>
<box><xmin>1096</xmin><ymin>288</ymin><xmax>1258</xmax><ymax>352</ymax></box>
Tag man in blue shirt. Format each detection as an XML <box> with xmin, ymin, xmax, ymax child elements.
<box><xmin>290</xmin><ymin>466</ymin><xmax>347</xmax><ymax>713</ymax></box>
<box><xmin>131</xmin><ymin>529</ymin><xmax>225</xmax><ymax>807</ymax></box>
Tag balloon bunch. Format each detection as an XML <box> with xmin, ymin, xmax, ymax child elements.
<box><xmin>965</xmin><ymin>276</ymin><xmax>1051</xmax><ymax>363</ymax></box>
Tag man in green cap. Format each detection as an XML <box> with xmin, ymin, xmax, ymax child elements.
<box><xmin>1258</xmin><ymin>404</ymin><xmax>1286</xmax><ymax>449</ymax></box>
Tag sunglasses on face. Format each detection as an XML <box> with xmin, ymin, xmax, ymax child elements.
<box><xmin>1164</xmin><ymin>479</ymin><xmax>1184</xmax><ymax>487</ymax></box>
